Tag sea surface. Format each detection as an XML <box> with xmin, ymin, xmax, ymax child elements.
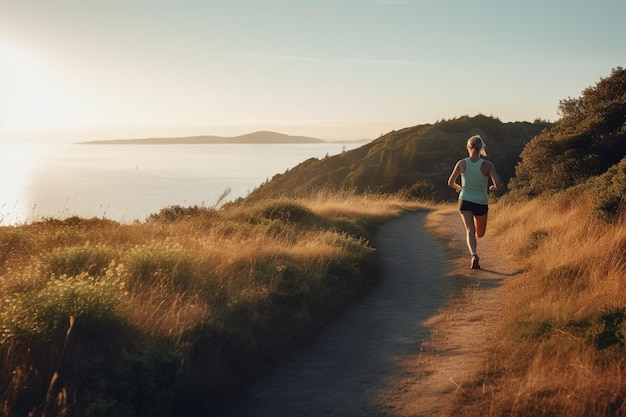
<box><xmin>0</xmin><ymin>142</ymin><xmax>358</xmax><ymax>225</ymax></box>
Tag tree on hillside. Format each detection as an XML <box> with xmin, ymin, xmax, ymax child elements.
<box><xmin>511</xmin><ymin>67</ymin><xmax>626</xmax><ymax>197</ymax></box>
<box><xmin>383</xmin><ymin>154</ymin><xmax>402</xmax><ymax>188</ymax></box>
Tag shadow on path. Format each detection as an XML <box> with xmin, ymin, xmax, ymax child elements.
<box><xmin>211</xmin><ymin>212</ymin><xmax>453</xmax><ymax>417</ymax></box>
<box><xmin>478</xmin><ymin>268</ymin><xmax>523</xmax><ymax>277</ymax></box>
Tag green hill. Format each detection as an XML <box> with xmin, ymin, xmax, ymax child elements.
<box><xmin>245</xmin><ymin>114</ymin><xmax>552</xmax><ymax>202</ymax></box>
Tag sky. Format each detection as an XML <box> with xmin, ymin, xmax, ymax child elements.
<box><xmin>1</xmin><ymin>0</ymin><xmax>624</xmax><ymax>142</ymax></box>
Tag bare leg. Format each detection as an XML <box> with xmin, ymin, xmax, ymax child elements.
<box><xmin>459</xmin><ymin>210</ymin><xmax>477</xmax><ymax>256</ymax></box>
<box><xmin>475</xmin><ymin>213</ymin><xmax>488</xmax><ymax>238</ymax></box>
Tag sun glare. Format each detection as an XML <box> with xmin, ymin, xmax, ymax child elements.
<box><xmin>0</xmin><ymin>43</ymin><xmax>99</xmax><ymax>135</ymax></box>
<box><xmin>0</xmin><ymin>142</ymin><xmax>40</xmax><ymax>224</ymax></box>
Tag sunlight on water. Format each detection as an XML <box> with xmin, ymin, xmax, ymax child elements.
<box><xmin>0</xmin><ymin>142</ymin><xmax>42</xmax><ymax>224</ymax></box>
<box><xmin>0</xmin><ymin>142</ymin><xmax>356</xmax><ymax>225</ymax></box>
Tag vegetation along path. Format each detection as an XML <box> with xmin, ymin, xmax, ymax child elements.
<box><xmin>213</xmin><ymin>211</ymin><xmax>457</xmax><ymax>416</ymax></box>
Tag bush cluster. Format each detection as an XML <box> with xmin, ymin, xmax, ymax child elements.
<box><xmin>592</xmin><ymin>156</ymin><xmax>626</xmax><ymax>220</ymax></box>
<box><xmin>511</xmin><ymin>67</ymin><xmax>626</xmax><ymax>211</ymax></box>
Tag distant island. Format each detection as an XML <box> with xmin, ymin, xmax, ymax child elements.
<box><xmin>78</xmin><ymin>131</ymin><xmax>326</xmax><ymax>145</ymax></box>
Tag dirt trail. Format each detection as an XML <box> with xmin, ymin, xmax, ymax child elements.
<box><xmin>212</xmin><ymin>207</ymin><xmax>518</xmax><ymax>416</ymax></box>
<box><xmin>378</xmin><ymin>206</ymin><xmax>521</xmax><ymax>416</ymax></box>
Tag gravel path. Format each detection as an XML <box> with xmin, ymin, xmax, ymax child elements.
<box><xmin>211</xmin><ymin>212</ymin><xmax>453</xmax><ymax>416</ymax></box>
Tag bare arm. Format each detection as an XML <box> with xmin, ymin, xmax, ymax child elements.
<box><xmin>485</xmin><ymin>161</ymin><xmax>503</xmax><ymax>191</ymax></box>
<box><xmin>448</xmin><ymin>160</ymin><xmax>464</xmax><ymax>193</ymax></box>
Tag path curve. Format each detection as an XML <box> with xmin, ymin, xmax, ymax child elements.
<box><xmin>212</xmin><ymin>212</ymin><xmax>454</xmax><ymax>416</ymax></box>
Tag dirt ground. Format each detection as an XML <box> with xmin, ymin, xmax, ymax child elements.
<box><xmin>212</xmin><ymin>206</ymin><xmax>520</xmax><ymax>416</ymax></box>
<box><xmin>377</xmin><ymin>206</ymin><xmax>521</xmax><ymax>417</ymax></box>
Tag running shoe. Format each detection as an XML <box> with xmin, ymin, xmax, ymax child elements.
<box><xmin>471</xmin><ymin>254</ymin><xmax>480</xmax><ymax>269</ymax></box>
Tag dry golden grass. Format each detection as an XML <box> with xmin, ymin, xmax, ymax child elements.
<box><xmin>454</xmin><ymin>194</ymin><xmax>626</xmax><ymax>416</ymax></box>
<box><xmin>304</xmin><ymin>189</ymin><xmax>430</xmax><ymax>219</ymax></box>
<box><xmin>0</xmin><ymin>192</ymin><xmax>429</xmax><ymax>416</ymax></box>
<box><xmin>14</xmin><ymin>187</ymin><xmax>625</xmax><ymax>415</ymax></box>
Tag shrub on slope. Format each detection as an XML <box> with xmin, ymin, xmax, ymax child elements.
<box><xmin>511</xmin><ymin>67</ymin><xmax>626</xmax><ymax>200</ymax></box>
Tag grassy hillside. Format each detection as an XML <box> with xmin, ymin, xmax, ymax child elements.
<box><xmin>0</xmin><ymin>193</ymin><xmax>427</xmax><ymax>417</ymax></box>
<box><xmin>451</xmin><ymin>193</ymin><xmax>626</xmax><ymax>416</ymax></box>
<box><xmin>245</xmin><ymin>114</ymin><xmax>552</xmax><ymax>202</ymax></box>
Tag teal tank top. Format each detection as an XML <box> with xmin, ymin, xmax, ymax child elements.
<box><xmin>459</xmin><ymin>157</ymin><xmax>488</xmax><ymax>205</ymax></box>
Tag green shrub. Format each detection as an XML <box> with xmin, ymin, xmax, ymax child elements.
<box><xmin>0</xmin><ymin>229</ymin><xmax>33</xmax><ymax>274</ymax></box>
<box><xmin>515</xmin><ymin>320</ymin><xmax>555</xmax><ymax>341</ymax></box>
<box><xmin>1</xmin><ymin>271</ymin><xmax>127</xmax><ymax>344</ymax></box>
<box><xmin>592</xmin><ymin>157</ymin><xmax>626</xmax><ymax>221</ymax></box>
<box><xmin>40</xmin><ymin>244</ymin><xmax>118</xmax><ymax>278</ymax></box>
<box><xmin>594</xmin><ymin>307</ymin><xmax>626</xmax><ymax>351</ymax></box>
<box><xmin>522</xmin><ymin>229</ymin><xmax>549</xmax><ymax>254</ymax></box>
<box><xmin>513</xmin><ymin>308</ymin><xmax>626</xmax><ymax>353</ymax></box>
<box><xmin>403</xmin><ymin>180</ymin><xmax>437</xmax><ymax>200</ymax></box>
<box><xmin>541</xmin><ymin>264</ymin><xmax>588</xmax><ymax>292</ymax></box>
<box><xmin>259</xmin><ymin>200</ymin><xmax>317</xmax><ymax>224</ymax></box>
<box><xmin>78</xmin><ymin>346</ymin><xmax>186</xmax><ymax>417</ymax></box>
<box><xmin>0</xmin><ymin>229</ymin><xmax>31</xmax><ymax>257</ymax></box>
<box><xmin>146</xmin><ymin>205</ymin><xmax>218</xmax><ymax>223</ymax></box>
<box><xmin>124</xmin><ymin>243</ymin><xmax>198</xmax><ymax>291</ymax></box>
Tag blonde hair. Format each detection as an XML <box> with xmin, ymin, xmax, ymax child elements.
<box><xmin>467</xmin><ymin>135</ymin><xmax>487</xmax><ymax>157</ymax></box>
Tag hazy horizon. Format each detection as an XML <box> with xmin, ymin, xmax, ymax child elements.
<box><xmin>0</xmin><ymin>122</ymin><xmax>388</xmax><ymax>144</ymax></box>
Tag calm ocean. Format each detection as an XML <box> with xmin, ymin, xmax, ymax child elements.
<box><xmin>0</xmin><ymin>142</ymin><xmax>358</xmax><ymax>225</ymax></box>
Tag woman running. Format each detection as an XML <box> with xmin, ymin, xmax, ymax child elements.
<box><xmin>448</xmin><ymin>135</ymin><xmax>503</xmax><ymax>269</ymax></box>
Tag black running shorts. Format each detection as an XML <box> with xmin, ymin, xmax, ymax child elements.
<box><xmin>459</xmin><ymin>200</ymin><xmax>488</xmax><ymax>216</ymax></box>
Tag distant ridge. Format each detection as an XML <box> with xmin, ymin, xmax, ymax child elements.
<box><xmin>78</xmin><ymin>131</ymin><xmax>326</xmax><ymax>145</ymax></box>
<box><xmin>244</xmin><ymin>115</ymin><xmax>554</xmax><ymax>202</ymax></box>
